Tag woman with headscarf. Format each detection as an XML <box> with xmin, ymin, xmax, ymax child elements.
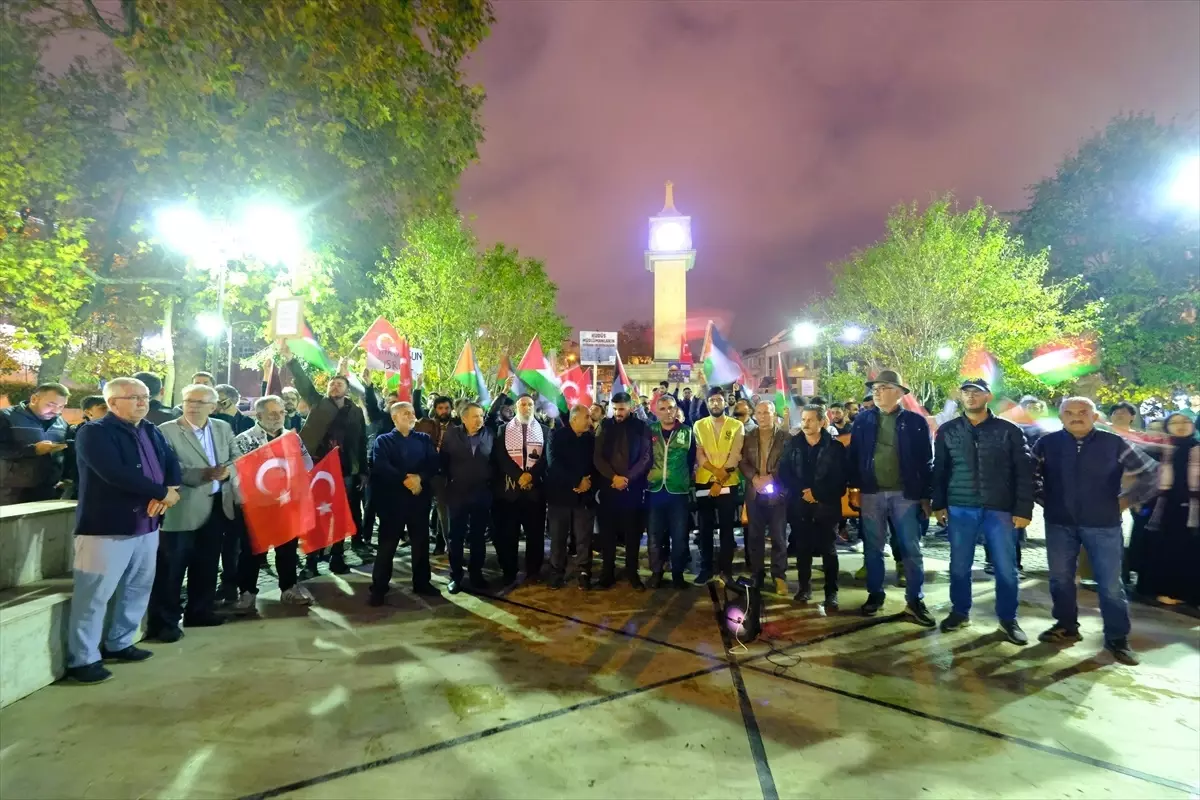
<box><xmin>1136</xmin><ymin>413</ymin><xmax>1200</xmax><ymax>606</ymax></box>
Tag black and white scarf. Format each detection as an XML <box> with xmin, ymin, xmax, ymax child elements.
<box><xmin>504</xmin><ymin>418</ymin><xmax>544</xmax><ymax>470</ymax></box>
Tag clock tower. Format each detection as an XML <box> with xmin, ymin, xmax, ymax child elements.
<box><xmin>645</xmin><ymin>181</ymin><xmax>695</xmax><ymax>362</ymax></box>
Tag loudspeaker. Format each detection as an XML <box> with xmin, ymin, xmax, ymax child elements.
<box><xmin>722</xmin><ymin>576</ymin><xmax>762</xmax><ymax>643</ymax></box>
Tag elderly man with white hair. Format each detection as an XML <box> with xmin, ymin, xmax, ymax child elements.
<box><xmin>233</xmin><ymin>395</ymin><xmax>315</xmax><ymax>607</ymax></box>
<box><xmin>67</xmin><ymin>377</ymin><xmax>182</xmax><ymax>684</ymax></box>
<box><xmin>149</xmin><ymin>383</ymin><xmax>236</xmax><ymax>640</ymax></box>
<box><xmin>1032</xmin><ymin>396</ymin><xmax>1159</xmax><ymax>666</ymax></box>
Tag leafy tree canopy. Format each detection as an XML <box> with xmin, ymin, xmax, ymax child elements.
<box><xmin>816</xmin><ymin>196</ymin><xmax>1100</xmax><ymax>406</ymax></box>
<box><xmin>1013</xmin><ymin>113</ymin><xmax>1200</xmax><ymax>397</ymax></box>
<box><xmin>369</xmin><ymin>214</ymin><xmax>570</xmax><ymax>390</ymax></box>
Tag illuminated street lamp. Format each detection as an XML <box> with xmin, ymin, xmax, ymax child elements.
<box><xmin>937</xmin><ymin>345</ymin><xmax>955</xmax><ymax>361</ymax></box>
<box><xmin>156</xmin><ymin>201</ymin><xmax>306</xmax><ymax>380</ymax></box>
<box><xmin>1167</xmin><ymin>153</ymin><xmax>1200</xmax><ymax>211</ymax></box>
<box><xmin>841</xmin><ymin>325</ymin><xmax>864</xmax><ymax>343</ymax></box>
<box><xmin>793</xmin><ymin>321</ymin><xmax>865</xmax><ymax>374</ymax></box>
<box><xmin>792</xmin><ymin>322</ymin><xmax>820</xmax><ymax>348</ymax></box>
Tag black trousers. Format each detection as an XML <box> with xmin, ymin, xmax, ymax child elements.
<box><xmin>306</xmin><ymin>474</ymin><xmax>361</xmax><ymax>570</ymax></box>
<box><xmin>360</xmin><ymin>483</ymin><xmax>377</xmax><ymax>547</ymax></box>
<box><xmin>150</xmin><ymin>495</ymin><xmax>225</xmax><ymax>632</ymax></box>
<box><xmin>372</xmin><ymin>502</ymin><xmax>432</xmax><ymax>594</ymax></box>
<box><xmin>548</xmin><ymin>505</ymin><xmax>594</xmax><ymax>576</ymax></box>
<box><xmin>697</xmin><ymin>489</ymin><xmax>738</xmax><ymax>577</ymax></box>
<box><xmin>496</xmin><ymin>497</ymin><xmax>546</xmax><ymax>578</ymax></box>
<box><xmin>232</xmin><ymin>510</ymin><xmax>299</xmax><ymax>594</ymax></box>
<box><xmin>598</xmin><ymin>504</ymin><xmax>642</xmax><ymax>578</ymax></box>
<box><xmin>449</xmin><ymin>498</ymin><xmax>490</xmax><ymax>582</ymax></box>
<box><xmin>789</xmin><ymin>502</ymin><xmax>840</xmax><ymax>597</ymax></box>
<box><xmin>0</xmin><ymin>483</ymin><xmax>58</xmax><ymax>506</ymax></box>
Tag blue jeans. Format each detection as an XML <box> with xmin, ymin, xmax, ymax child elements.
<box><xmin>948</xmin><ymin>507</ymin><xmax>1018</xmax><ymax>621</ymax></box>
<box><xmin>68</xmin><ymin>531</ymin><xmax>159</xmax><ymax>668</ymax></box>
<box><xmin>860</xmin><ymin>491</ymin><xmax>924</xmax><ymax>602</ymax></box>
<box><xmin>448</xmin><ymin>497</ymin><xmax>490</xmax><ymax>582</ymax></box>
<box><xmin>647</xmin><ymin>493</ymin><xmax>690</xmax><ymax>575</ymax></box>
<box><xmin>1045</xmin><ymin>524</ymin><xmax>1130</xmax><ymax>640</ymax></box>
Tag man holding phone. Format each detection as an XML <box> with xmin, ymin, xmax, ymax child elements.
<box><xmin>0</xmin><ymin>382</ymin><xmax>70</xmax><ymax>505</ymax></box>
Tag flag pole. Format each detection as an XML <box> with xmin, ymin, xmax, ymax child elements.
<box><xmin>592</xmin><ymin>366</ymin><xmax>598</xmax><ymax>404</ymax></box>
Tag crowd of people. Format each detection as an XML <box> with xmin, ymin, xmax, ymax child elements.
<box><xmin>1</xmin><ymin>357</ymin><xmax>1197</xmax><ymax>685</ymax></box>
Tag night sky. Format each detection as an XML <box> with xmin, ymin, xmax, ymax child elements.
<box><xmin>458</xmin><ymin>1</ymin><xmax>1200</xmax><ymax>349</ymax></box>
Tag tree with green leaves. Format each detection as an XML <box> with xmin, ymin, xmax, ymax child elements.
<box><xmin>817</xmin><ymin>196</ymin><xmax>1099</xmax><ymax>406</ymax></box>
<box><xmin>371</xmin><ymin>214</ymin><xmax>570</xmax><ymax>389</ymax></box>
<box><xmin>0</xmin><ymin>16</ymin><xmax>93</xmax><ymax>356</ymax></box>
<box><xmin>1013</xmin><ymin>113</ymin><xmax>1200</xmax><ymax>400</ymax></box>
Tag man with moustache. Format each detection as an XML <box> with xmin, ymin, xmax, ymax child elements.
<box><xmin>741</xmin><ymin>401</ymin><xmax>792</xmax><ymax>595</ymax></box>
<box><xmin>546</xmin><ymin>405</ymin><xmax>599</xmax><ymax>589</ymax></box>
<box><xmin>692</xmin><ymin>387</ymin><xmax>745</xmax><ymax>584</ymax></box>
<box><xmin>369</xmin><ymin>401</ymin><xmax>439</xmax><ymax>604</ymax></box>
<box><xmin>645</xmin><ymin>394</ymin><xmax>695</xmax><ymax>590</ymax></box>
<box><xmin>593</xmin><ymin>392</ymin><xmax>652</xmax><ymax>589</ymax></box>
<box><xmin>494</xmin><ymin>394</ymin><xmax>551</xmax><ymax>585</ymax></box>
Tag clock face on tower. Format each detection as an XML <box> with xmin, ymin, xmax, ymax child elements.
<box><xmin>649</xmin><ymin>217</ymin><xmax>691</xmax><ymax>252</ymax></box>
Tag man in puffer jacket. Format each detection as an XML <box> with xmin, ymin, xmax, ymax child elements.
<box><xmin>932</xmin><ymin>378</ymin><xmax>1034</xmax><ymax>644</ymax></box>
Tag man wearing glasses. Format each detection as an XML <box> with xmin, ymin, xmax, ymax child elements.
<box><xmin>846</xmin><ymin>370</ymin><xmax>935</xmax><ymax>625</ymax></box>
<box><xmin>68</xmin><ymin>377</ymin><xmax>181</xmax><ymax>684</ymax></box>
<box><xmin>150</xmin><ymin>384</ymin><xmax>237</xmax><ymax>639</ymax></box>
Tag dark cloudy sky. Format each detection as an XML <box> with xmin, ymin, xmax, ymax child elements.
<box><xmin>458</xmin><ymin>0</ymin><xmax>1200</xmax><ymax>349</ymax></box>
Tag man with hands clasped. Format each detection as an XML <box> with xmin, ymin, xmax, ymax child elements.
<box><xmin>932</xmin><ymin>378</ymin><xmax>1034</xmax><ymax>645</ymax></box>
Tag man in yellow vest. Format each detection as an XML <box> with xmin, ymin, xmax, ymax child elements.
<box><xmin>693</xmin><ymin>387</ymin><xmax>746</xmax><ymax>584</ymax></box>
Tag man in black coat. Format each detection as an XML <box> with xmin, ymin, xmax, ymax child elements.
<box><xmin>546</xmin><ymin>405</ymin><xmax>598</xmax><ymax>589</ymax></box>
<box><xmin>369</xmin><ymin>401</ymin><xmax>439</xmax><ymax>603</ymax></box>
<box><xmin>0</xmin><ymin>382</ymin><xmax>70</xmax><ymax>505</ymax></box>
<box><xmin>593</xmin><ymin>392</ymin><xmax>652</xmax><ymax>590</ymax></box>
<box><xmin>493</xmin><ymin>394</ymin><xmax>551</xmax><ymax>585</ymax></box>
<box><xmin>133</xmin><ymin>372</ymin><xmax>179</xmax><ymax>426</ymax></box>
<box><xmin>932</xmin><ymin>379</ymin><xmax>1034</xmax><ymax>645</ymax></box>
<box><xmin>778</xmin><ymin>404</ymin><xmax>848</xmax><ymax>607</ymax></box>
<box><xmin>440</xmin><ymin>401</ymin><xmax>495</xmax><ymax>594</ymax></box>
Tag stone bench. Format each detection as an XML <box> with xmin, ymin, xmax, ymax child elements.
<box><xmin>1</xmin><ymin>502</ymin><xmax>77</xmax><ymax>707</ymax></box>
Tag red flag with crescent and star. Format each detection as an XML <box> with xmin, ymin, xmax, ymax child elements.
<box><xmin>234</xmin><ymin>431</ymin><xmax>314</xmax><ymax>555</ymax></box>
<box><xmin>557</xmin><ymin>364</ymin><xmax>593</xmax><ymax>411</ymax></box>
<box><xmin>356</xmin><ymin>316</ymin><xmax>407</xmax><ymax>373</ymax></box>
<box><xmin>300</xmin><ymin>447</ymin><xmax>357</xmax><ymax>556</ymax></box>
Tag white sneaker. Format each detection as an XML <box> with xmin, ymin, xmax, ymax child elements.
<box><xmin>281</xmin><ymin>585</ymin><xmax>314</xmax><ymax>605</ymax></box>
<box><xmin>233</xmin><ymin>591</ymin><xmax>257</xmax><ymax>615</ymax></box>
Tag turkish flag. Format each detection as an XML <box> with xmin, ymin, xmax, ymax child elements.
<box><xmin>234</xmin><ymin>431</ymin><xmax>315</xmax><ymax>555</ymax></box>
<box><xmin>300</xmin><ymin>447</ymin><xmax>357</xmax><ymax>556</ymax></box>
<box><xmin>356</xmin><ymin>316</ymin><xmax>406</xmax><ymax>372</ymax></box>
<box><xmin>679</xmin><ymin>335</ymin><xmax>693</xmax><ymax>365</ymax></box>
<box><xmin>558</xmin><ymin>365</ymin><xmax>592</xmax><ymax>410</ymax></box>
<box><xmin>392</xmin><ymin>337</ymin><xmax>413</xmax><ymax>402</ymax></box>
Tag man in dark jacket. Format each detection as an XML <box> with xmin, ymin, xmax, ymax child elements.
<box><xmin>0</xmin><ymin>382</ymin><xmax>70</xmax><ymax>505</ymax></box>
<box><xmin>68</xmin><ymin>377</ymin><xmax>181</xmax><ymax>683</ymax></box>
<box><xmin>61</xmin><ymin>395</ymin><xmax>108</xmax><ymax>499</ymax></box>
<box><xmin>593</xmin><ymin>392</ymin><xmax>652</xmax><ymax>589</ymax></box>
<box><xmin>369</xmin><ymin>401</ymin><xmax>439</xmax><ymax>603</ymax></box>
<box><xmin>440</xmin><ymin>402</ymin><xmax>495</xmax><ymax>594</ymax></box>
<box><xmin>1032</xmin><ymin>397</ymin><xmax>1158</xmax><ymax>666</ymax></box>
<box><xmin>846</xmin><ymin>370</ymin><xmax>934</xmax><ymax>625</ymax></box>
<box><xmin>546</xmin><ymin>404</ymin><xmax>598</xmax><ymax>589</ymax></box>
<box><xmin>741</xmin><ymin>401</ymin><xmax>792</xmax><ymax>595</ymax></box>
<box><xmin>282</xmin><ymin>344</ymin><xmax>368</xmax><ymax>574</ymax></box>
<box><xmin>212</xmin><ymin>384</ymin><xmax>255</xmax><ymax>435</ymax></box>
<box><xmin>133</xmin><ymin>372</ymin><xmax>179</xmax><ymax>426</ymax></box>
<box><xmin>416</xmin><ymin>393</ymin><xmax>455</xmax><ymax>555</ymax></box>
<box><xmin>494</xmin><ymin>394</ymin><xmax>551</xmax><ymax>584</ymax></box>
<box><xmin>778</xmin><ymin>405</ymin><xmax>848</xmax><ymax>607</ymax></box>
<box><xmin>932</xmin><ymin>379</ymin><xmax>1034</xmax><ymax>644</ymax></box>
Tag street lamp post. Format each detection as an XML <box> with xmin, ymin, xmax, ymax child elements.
<box><xmin>793</xmin><ymin>321</ymin><xmax>865</xmax><ymax>382</ymax></box>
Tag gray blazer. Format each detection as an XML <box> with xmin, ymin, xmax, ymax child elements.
<box><xmin>740</xmin><ymin>423</ymin><xmax>791</xmax><ymax>501</ymax></box>
<box><xmin>159</xmin><ymin>417</ymin><xmax>236</xmax><ymax>531</ymax></box>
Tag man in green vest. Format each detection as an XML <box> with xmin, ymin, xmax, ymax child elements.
<box><xmin>646</xmin><ymin>394</ymin><xmax>696</xmax><ymax>589</ymax></box>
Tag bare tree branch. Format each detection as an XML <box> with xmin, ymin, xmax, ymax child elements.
<box><xmin>82</xmin><ymin>0</ymin><xmax>131</xmax><ymax>37</ymax></box>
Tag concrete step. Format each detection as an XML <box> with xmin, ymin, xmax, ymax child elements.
<box><xmin>0</xmin><ymin>500</ymin><xmax>76</xmax><ymax>591</ymax></box>
<box><xmin>0</xmin><ymin>579</ymin><xmax>72</xmax><ymax>708</ymax></box>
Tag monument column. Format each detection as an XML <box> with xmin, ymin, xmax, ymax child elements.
<box><xmin>645</xmin><ymin>181</ymin><xmax>696</xmax><ymax>362</ymax></box>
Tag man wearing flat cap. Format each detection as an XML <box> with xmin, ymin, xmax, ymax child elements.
<box><xmin>846</xmin><ymin>370</ymin><xmax>935</xmax><ymax>626</ymax></box>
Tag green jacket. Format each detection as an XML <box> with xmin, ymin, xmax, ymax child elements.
<box><xmin>647</xmin><ymin>421</ymin><xmax>695</xmax><ymax>495</ymax></box>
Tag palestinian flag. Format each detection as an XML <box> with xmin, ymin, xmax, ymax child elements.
<box><xmin>497</xmin><ymin>352</ymin><xmax>527</xmax><ymax>398</ymax></box>
<box><xmin>517</xmin><ymin>335</ymin><xmax>566</xmax><ymax>412</ymax></box>
<box><xmin>1023</xmin><ymin>337</ymin><xmax>1099</xmax><ymax>386</ymax></box>
<box><xmin>774</xmin><ymin>356</ymin><xmax>788</xmax><ymax>417</ymax></box>
<box><xmin>700</xmin><ymin>320</ymin><xmax>743</xmax><ymax>386</ymax></box>
<box><xmin>452</xmin><ymin>340</ymin><xmax>492</xmax><ymax>406</ymax></box>
<box><xmin>287</xmin><ymin>323</ymin><xmax>338</xmax><ymax>373</ymax></box>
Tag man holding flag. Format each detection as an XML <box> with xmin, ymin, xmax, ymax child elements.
<box><xmin>281</xmin><ymin>341</ymin><xmax>367</xmax><ymax>576</ymax></box>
